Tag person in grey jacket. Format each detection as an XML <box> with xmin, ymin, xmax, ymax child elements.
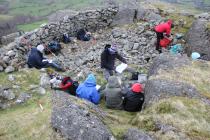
<box><xmin>103</xmin><ymin>76</ymin><xmax>125</xmax><ymax>109</ymax></box>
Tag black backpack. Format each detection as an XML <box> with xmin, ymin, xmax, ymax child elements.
<box><xmin>131</xmin><ymin>72</ymin><xmax>139</xmax><ymax>80</ymax></box>
<box><xmin>45</xmin><ymin>41</ymin><xmax>61</xmax><ymax>55</ymax></box>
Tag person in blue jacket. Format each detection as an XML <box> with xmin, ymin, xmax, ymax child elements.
<box><xmin>27</xmin><ymin>44</ymin><xmax>64</xmax><ymax>71</ymax></box>
<box><xmin>76</xmin><ymin>74</ymin><xmax>100</xmax><ymax>104</ymax></box>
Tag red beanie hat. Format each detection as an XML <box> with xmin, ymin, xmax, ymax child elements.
<box><xmin>131</xmin><ymin>83</ymin><xmax>143</xmax><ymax>93</ymax></box>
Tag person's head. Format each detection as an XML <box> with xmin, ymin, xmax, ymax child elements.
<box><xmin>37</xmin><ymin>44</ymin><xmax>45</xmax><ymax>53</ymax></box>
<box><xmin>131</xmin><ymin>83</ymin><xmax>143</xmax><ymax>93</ymax></box>
<box><xmin>191</xmin><ymin>52</ymin><xmax>201</xmax><ymax>60</ymax></box>
<box><xmin>84</xmin><ymin>73</ymin><xmax>96</xmax><ymax>85</ymax></box>
<box><xmin>107</xmin><ymin>76</ymin><xmax>121</xmax><ymax>88</ymax></box>
<box><xmin>108</xmin><ymin>44</ymin><xmax>117</xmax><ymax>54</ymax></box>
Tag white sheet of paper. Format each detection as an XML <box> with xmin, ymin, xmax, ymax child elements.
<box><xmin>96</xmin><ymin>85</ymin><xmax>101</xmax><ymax>90</ymax></box>
<box><xmin>115</xmin><ymin>63</ymin><xmax>128</xmax><ymax>73</ymax></box>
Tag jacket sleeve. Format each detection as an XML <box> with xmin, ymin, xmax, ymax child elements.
<box><xmin>101</xmin><ymin>51</ymin><xmax>112</xmax><ymax>70</ymax></box>
<box><xmin>166</xmin><ymin>26</ymin><xmax>171</xmax><ymax>35</ymax></box>
<box><xmin>91</xmin><ymin>89</ymin><xmax>100</xmax><ymax>105</ymax></box>
<box><xmin>36</xmin><ymin>55</ymin><xmax>49</xmax><ymax>67</ymax></box>
<box><xmin>116</xmin><ymin>53</ymin><xmax>127</xmax><ymax>64</ymax></box>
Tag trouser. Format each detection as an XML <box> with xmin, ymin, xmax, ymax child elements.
<box><xmin>103</xmin><ymin>69</ymin><xmax>114</xmax><ymax>81</ymax></box>
<box><xmin>44</xmin><ymin>62</ymin><xmax>63</xmax><ymax>71</ymax></box>
<box><xmin>156</xmin><ymin>31</ymin><xmax>164</xmax><ymax>53</ymax></box>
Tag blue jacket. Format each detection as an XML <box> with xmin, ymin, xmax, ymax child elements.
<box><xmin>27</xmin><ymin>48</ymin><xmax>48</xmax><ymax>69</ymax></box>
<box><xmin>76</xmin><ymin>74</ymin><xmax>100</xmax><ymax>104</ymax></box>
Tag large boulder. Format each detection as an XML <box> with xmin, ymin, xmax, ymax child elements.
<box><xmin>147</xmin><ymin>53</ymin><xmax>190</xmax><ymax>77</ymax></box>
<box><xmin>51</xmin><ymin>91</ymin><xmax>114</xmax><ymax>140</ymax></box>
<box><xmin>144</xmin><ymin>79</ymin><xmax>201</xmax><ymax>106</ymax></box>
<box><xmin>123</xmin><ymin>128</ymin><xmax>153</xmax><ymax>140</ymax></box>
<box><xmin>185</xmin><ymin>19</ymin><xmax>210</xmax><ymax>60</ymax></box>
<box><xmin>111</xmin><ymin>0</ymin><xmax>138</xmax><ymax>26</ymax></box>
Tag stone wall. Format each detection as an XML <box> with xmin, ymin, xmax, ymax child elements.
<box><xmin>0</xmin><ymin>6</ymin><xmax>118</xmax><ymax>72</ymax></box>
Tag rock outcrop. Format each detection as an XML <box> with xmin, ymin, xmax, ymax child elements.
<box><xmin>185</xmin><ymin>19</ymin><xmax>210</xmax><ymax>60</ymax></box>
<box><xmin>147</xmin><ymin>53</ymin><xmax>190</xmax><ymax>77</ymax></box>
<box><xmin>124</xmin><ymin>128</ymin><xmax>153</xmax><ymax>140</ymax></box>
<box><xmin>51</xmin><ymin>90</ymin><xmax>113</xmax><ymax>140</ymax></box>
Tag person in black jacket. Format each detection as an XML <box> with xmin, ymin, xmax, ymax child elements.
<box><xmin>27</xmin><ymin>44</ymin><xmax>64</xmax><ymax>71</ymax></box>
<box><xmin>101</xmin><ymin>44</ymin><xmax>127</xmax><ymax>81</ymax></box>
<box><xmin>123</xmin><ymin>83</ymin><xmax>144</xmax><ymax>112</ymax></box>
<box><xmin>76</xmin><ymin>28</ymin><xmax>92</xmax><ymax>41</ymax></box>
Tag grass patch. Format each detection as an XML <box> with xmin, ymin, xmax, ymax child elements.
<box><xmin>17</xmin><ymin>20</ymin><xmax>48</xmax><ymax>32</ymax></box>
<box><xmin>0</xmin><ymin>14</ymin><xmax>13</xmax><ymax>21</ymax></box>
<box><xmin>132</xmin><ymin>97</ymin><xmax>210</xmax><ymax>139</ymax></box>
<box><xmin>151</xmin><ymin>61</ymin><xmax>210</xmax><ymax>99</ymax></box>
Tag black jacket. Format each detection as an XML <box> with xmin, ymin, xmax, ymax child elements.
<box><xmin>101</xmin><ymin>46</ymin><xmax>126</xmax><ymax>70</ymax></box>
<box><xmin>27</xmin><ymin>48</ymin><xmax>48</xmax><ymax>69</ymax></box>
<box><xmin>123</xmin><ymin>91</ymin><xmax>144</xmax><ymax>112</ymax></box>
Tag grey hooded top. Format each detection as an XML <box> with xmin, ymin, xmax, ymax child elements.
<box><xmin>103</xmin><ymin>76</ymin><xmax>125</xmax><ymax>109</ymax></box>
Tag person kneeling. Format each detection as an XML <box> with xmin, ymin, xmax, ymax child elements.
<box><xmin>123</xmin><ymin>83</ymin><xmax>144</xmax><ymax>112</ymax></box>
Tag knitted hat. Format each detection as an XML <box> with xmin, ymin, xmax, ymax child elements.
<box><xmin>37</xmin><ymin>44</ymin><xmax>45</xmax><ymax>53</ymax></box>
<box><xmin>131</xmin><ymin>83</ymin><xmax>143</xmax><ymax>93</ymax></box>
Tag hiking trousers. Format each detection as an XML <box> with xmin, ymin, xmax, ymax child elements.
<box><xmin>155</xmin><ymin>31</ymin><xmax>164</xmax><ymax>53</ymax></box>
<box><xmin>103</xmin><ymin>69</ymin><xmax>114</xmax><ymax>81</ymax></box>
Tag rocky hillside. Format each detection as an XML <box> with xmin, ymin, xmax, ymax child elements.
<box><xmin>0</xmin><ymin>1</ymin><xmax>210</xmax><ymax>140</ymax></box>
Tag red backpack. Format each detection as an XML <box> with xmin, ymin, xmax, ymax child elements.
<box><xmin>160</xmin><ymin>37</ymin><xmax>171</xmax><ymax>48</ymax></box>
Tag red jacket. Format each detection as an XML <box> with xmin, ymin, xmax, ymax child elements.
<box><xmin>59</xmin><ymin>77</ymin><xmax>72</xmax><ymax>90</ymax></box>
<box><xmin>155</xmin><ymin>20</ymin><xmax>172</xmax><ymax>35</ymax></box>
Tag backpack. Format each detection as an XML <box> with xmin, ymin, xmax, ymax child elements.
<box><xmin>62</xmin><ymin>33</ymin><xmax>71</xmax><ymax>44</ymax></box>
<box><xmin>131</xmin><ymin>72</ymin><xmax>139</xmax><ymax>80</ymax></box>
<box><xmin>61</xmin><ymin>77</ymin><xmax>79</xmax><ymax>95</ymax></box>
<box><xmin>45</xmin><ymin>41</ymin><xmax>61</xmax><ymax>55</ymax></box>
<box><xmin>160</xmin><ymin>37</ymin><xmax>171</xmax><ymax>48</ymax></box>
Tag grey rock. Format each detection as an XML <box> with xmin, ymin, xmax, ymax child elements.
<box><xmin>40</xmin><ymin>73</ymin><xmax>50</xmax><ymax>88</ymax></box>
<box><xmin>144</xmin><ymin>79</ymin><xmax>201</xmax><ymax>106</ymax></box>
<box><xmin>124</xmin><ymin>128</ymin><xmax>153</xmax><ymax>140</ymax></box>
<box><xmin>185</xmin><ymin>19</ymin><xmax>210</xmax><ymax>59</ymax></box>
<box><xmin>38</xmin><ymin>87</ymin><xmax>46</xmax><ymax>95</ymax></box>
<box><xmin>0</xmin><ymin>89</ymin><xmax>15</xmax><ymax>100</ymax></box>
<box><xmin>8</xmin><ymin>74</ymin><xmax>15</xmax><ymax>81</ymax></box>
<box><xmin>7</xmin><ymin>50</ymin><xmax>16</xmax><ymax>57</ymax></box>
<box><xmin>5</xmin><ymin>66</ymin><xmax>15</xmax><ymax>73</ymax></box>
<box><xmin>15</xmin><ymin>93</ymin><xmax>31</xmax><ymax>104</ymax></box>
<box><xmin>51</xmin><ymin>91</ymin><xmax>114</xmax><ymax>140</ymax></box>
<box><xmin>111</xmin><ymin>0</ymin><xmax>137</xmax><ymax>26</ymax></box>
<box><xmin>148</xmin><ymin>53</ymin><xmax>190</xmax><ymax>77</ymax></box>
<box><xmin>0</xmin><ymin>66</ymin><xmax>3</xmax><ymax>72</ymax></box>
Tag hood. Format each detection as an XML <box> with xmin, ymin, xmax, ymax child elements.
<box><xmin>105</xmin><ymin>44</ymin><xmax>111</xmax><ymax>50</ymax></box>
<box><xmin>167</xmin><ymin>19</ymin><xmax>173</xmax><ymax>26</ymax></box>
<box><xmin>107</xmin><ymin>76</ymin><xmax>121</xmax><ymax>88</ymax></box>
<box><xmin>84</xmin><ymin>74</ymin><xmax>96</xmax><ymax>87</ymax></box>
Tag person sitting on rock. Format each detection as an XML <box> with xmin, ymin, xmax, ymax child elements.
<box><xmin>76</xmin><ymin>28</ymin><xmax>92</xmax><ymax>41</ymax></box>
<box><xmin>154</xmin><ymin>19</ymin><xmax>174</xmax><ymax>53</ymax></box>
<box><xmin>76</xmin><ymin>74</ymin><xmax>100</xmax><ymax>104</ymax></box>
<box><xmin>102</xmin><ymin>76</ymin><xmax>126</xmax><ymax>109</ymax></box>
<box><xmin>123</xmin><ymin>83</ymin><xmax>144</xmax><ymax>112</ymax></box>
<box><xmin>27</xmin><ymin>44</ymin><xmax>64</xmax><ymax>71</ymax></box>
<box><xmin>101</xmin><ymin>44</ymin><xmax>127</xmax><ymax>81</ymax></box>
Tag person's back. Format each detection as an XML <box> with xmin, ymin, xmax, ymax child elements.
<box><xmin>27</xmin><ymin>45</ymin><xmax>48</xmax><ymax>69</ymax></box>
<box><xmin>103</xmin><ymin>76</ymin><xmax>124</xmax><ymax>109</ymax></box>
<box><xmin>155</xmin><ymin>20</ymin><xmax>172</xmax><ymax>35</ymax></box>
<box><xmin>59</xmin><ymin>77</ymin><xmax>78</xmax><ymax>96</ymax></box>
<box><xmin>123</xmin><ymin>83</ymin><xmax>144</xmax><ymax>112</ymax></box>
<box><xmin>76</xmin><ymin>74</ymin><xmax>100</xmax><ymax>104</ymax></box>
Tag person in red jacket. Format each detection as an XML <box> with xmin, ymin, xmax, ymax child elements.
<box><xmin>154</xmin><ymin>20</ymin><xmax>174</xmax><ymax>53</ymax></box>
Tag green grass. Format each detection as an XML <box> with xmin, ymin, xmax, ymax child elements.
<box><xmin>17</xmin><ymin>20</ymin><xmax>48</xmax><ymax>32</ymax></box>
<box><xmin>8</xmin><ymin>0</ymin><xmax>102</xmax><ymax>17</ymax></box>
<box><xmin>0</xmin><ymin>14</ymin><xmax>13</xmax><ymax>21</ymax></box>
<box><xmin>132</xmin><ymin>97</ymin><xmax>210</xmax><ymax>139</ymax></box>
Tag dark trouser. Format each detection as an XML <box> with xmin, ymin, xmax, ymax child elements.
<box><xmin>156</xmin><ymin>32</ymin><xmax>164</xmax><ymax>53</ymax></box>
<box><xmin>103</xmin><ymin>69</ymin><xmax>114</xmax><ymax>81</ymax></box>
<box><xmin>44</xmin><ymin>62</ymin><xmax>63</xmax><ymax>71</ymax></box>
